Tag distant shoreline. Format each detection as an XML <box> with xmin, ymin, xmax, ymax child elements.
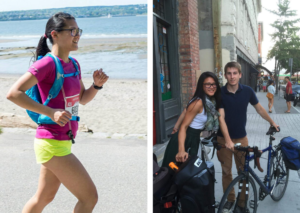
<box><xmin>0</xmin><ymin>4</ymin><xmax>147</xmax><ymax>22</ymax></box>
<box><xmin>0</xmin><ymin>14</ymin><xmax>147</xmax><ymax>22</ymax></box>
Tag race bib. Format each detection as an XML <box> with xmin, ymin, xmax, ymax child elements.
<box><xmin>65</xmin><ymin>94</ymin><xmax>80</xmax><ymax>116</ymax></box>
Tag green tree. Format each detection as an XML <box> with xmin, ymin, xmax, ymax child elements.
<box><xmin>266</xmin><ymin>0</ymin><xmax>300</xmax><ymax>91</ymax></box>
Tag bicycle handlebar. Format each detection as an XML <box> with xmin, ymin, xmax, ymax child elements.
<box><xmin>214</xmin><ymin>143</ymin><xmax>264</xmax><ymax>173</ymax></box>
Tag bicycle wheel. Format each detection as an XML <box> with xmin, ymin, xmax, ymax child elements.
<box><xmin>270</xmin><ymin>149</ymin><xmax>289</xmax><ymax>201</ymax></box>
<box><xmin>217</xmin><ymin>174</ymin><xmax>257</xmax><ymax>213</ymax></box>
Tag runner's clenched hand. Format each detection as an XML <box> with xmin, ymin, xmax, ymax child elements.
<box><xmin>50</xmin><ymin>109</ymin><xmax>72</xmax><ymax>127</ymax></box>
<box><xmin>93</xmin><ymin>68</ymin><xmax>109</xmax><ymax>87</ymax></box>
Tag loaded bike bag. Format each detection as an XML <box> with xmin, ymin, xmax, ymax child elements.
<box><xmin>153</xmin><ymin>154</ymin><xmax>178</xmax><ymax>213</ymax></box>
<box><xmin>280</xmin><ymin>136</ymin><xmax>300</xmax><ymax>170</ymax></box>
<box><xmin>174</xmin><ymin>155</ymin><xmax>215</xmax><ymax>213</ymax></box>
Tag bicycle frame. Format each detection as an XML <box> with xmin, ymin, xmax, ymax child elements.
<box><xmin>242</xmin><ymin>139</ymin><xmax>287</xmax><ymax>195</ymax></box>
<box><xmin>243</xmin><ymin>144</ymin><xmax>274</xmax><ymax>194</ymax></box>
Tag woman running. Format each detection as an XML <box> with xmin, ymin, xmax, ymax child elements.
<box><xmin>162</xmin><ymin>72</ymin><xmax>221</xmax><ymax>166</ymax></box>
<box><xmin>6</xmin><ymin>12</ymin><xmax>108</xmax><ymax>213</ymax></box>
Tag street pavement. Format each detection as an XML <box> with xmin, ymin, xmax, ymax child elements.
<box><xmin>154</xmin><ymin>91</ymin><xmax>300</xmax><ymax>213</ymax></box>
<box><xmin>0</xmin><ymin>130</ymin><xmax>147</xmax><ymax>213</ymax></box>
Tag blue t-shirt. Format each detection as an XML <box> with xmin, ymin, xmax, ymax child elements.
<box><xmin>217</xmin><ymin>83</ymin><xmax>259</xmax><ymax>139</ymax></box>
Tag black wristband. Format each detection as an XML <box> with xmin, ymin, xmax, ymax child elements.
<box><xmin>93</xmin><ymin>82</ymin><xmax>103</xmax><ymax>90</ymax></box>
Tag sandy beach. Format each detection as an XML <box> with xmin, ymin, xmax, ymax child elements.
<box><xmin>0</xmin><ymin>35</ymin><xmax>147</xmax><ymax>135</ymax></box>
<box><xmin>0</xmin><ymin>75</ymin><xmax>147</xmax><ymax>135</ymax></box>
<box><xmin>0</xmin><ymin>37</ymin><xmax>147</xmax><ymax>60</ymax></box>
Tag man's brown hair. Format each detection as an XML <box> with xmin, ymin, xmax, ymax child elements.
<box><xmin>224</xmin><ymin>62</ymin><xmax>242</xmax><ymax>74</ymax></box>
<box><xmin>285</xmin><ymin>76</ymin><xmax>290</xmax><ymax>80</ymax></box>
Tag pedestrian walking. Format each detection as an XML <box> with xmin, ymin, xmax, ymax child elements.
<box><xmin>6</xmin><ymin>12</ymin><xmax>108</xmax><ymax>213</ymax></box>
<box><xmin>267</xmin><ymin>80</ymin><xmax>275</xmax><ymax>113</ymax></box>
<box><xmin>285</xmin><ymin>76</ymin><xmax>293</xmax><ymax>113</ymax></box>
<box><xmin>262</xmin><ymin>81</ymin><xmax>267</xmax><ymax>92</ymax></box>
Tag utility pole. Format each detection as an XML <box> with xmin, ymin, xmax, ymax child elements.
<box><xmin>212</xmin><ymin>0</ymin><xmax>223</xmax><ymax>86</ymax></box>
<box><xmin>275</xmin><ymin>60</ymin><xmax>279</xmax><ymax>95</ymax></box>
<box><xmin>289</xmin><ymin>58</ymin><xmax>293</xmax><ymax>81</ymax></box>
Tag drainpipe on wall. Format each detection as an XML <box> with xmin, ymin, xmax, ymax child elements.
<box><xmin>212</xmin><ymin>0</ymin><xmax>223</xmax><ymax>85</ymax></box>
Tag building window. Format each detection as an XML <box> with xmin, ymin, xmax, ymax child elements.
<box><xmin>156</xmin><ymin>21</ymin><xmax>172</xmax><ymax>101</ymax></box>
<box><xmin>153</xmin><ymin>0</ymin><xmax>165</xmax><ymax>18</ymax></box>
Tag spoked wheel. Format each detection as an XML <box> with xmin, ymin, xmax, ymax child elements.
<box><xmin>217</xmin><ymin>174</ymin><xmax>257</xmax><ymax>213</ymax></box>
<box><xmin>270</xmin><ymin>149</ymin><xmax>289</xmax><ymax>201</ymax></box>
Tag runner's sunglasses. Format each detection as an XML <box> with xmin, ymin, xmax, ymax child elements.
<box><xmin>57</xmin><ymin>28</ymin><xmax>83</xmax><ymax>37</ymax></box>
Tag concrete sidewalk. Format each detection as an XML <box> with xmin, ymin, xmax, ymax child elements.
<box><xmin>0</xmin><ymin>129</ymin><xmax>147</xmax><ymax>213</ymax></box>
<box><xmin>154</xmin><ymin>91</ymin><xmax>300</xmax><ymax>212</ymax></box>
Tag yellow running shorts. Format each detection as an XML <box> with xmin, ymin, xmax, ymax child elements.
<box><xmin>34</xmin><ymin>138</ymin><xmax>72</xmax><ymax>164</ymax></box>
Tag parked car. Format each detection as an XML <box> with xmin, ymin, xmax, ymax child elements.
<box><xmin>293</xmin><ymin>86</ymin><xmax>300</xmax><ymax>106</ymax></box>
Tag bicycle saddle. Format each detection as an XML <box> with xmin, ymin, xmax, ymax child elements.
<box><xmin>266</xmin><ymin>126</ymin><xmax>280</xmax><ymax>135</ymax></box>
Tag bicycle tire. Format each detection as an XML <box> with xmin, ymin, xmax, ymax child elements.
<box><xmin>269</xmin><ymin>149</ymin><xmax>289</xmax><ymax>201</ymax></box>
<box><xmin>217</xmin><ymin>174</ymin><xmax>257</xmax><ymax>213</ymax></box>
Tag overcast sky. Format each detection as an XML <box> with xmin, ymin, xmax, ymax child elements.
<box><xmin>0</xmin><ymin>0</ymin><xmax>147</xmax><ymax>12</ymax></box>
<box><xmin>258</xmin><ymin>0</ymin><xmax>300</xmax><ymax>74</ymax></box>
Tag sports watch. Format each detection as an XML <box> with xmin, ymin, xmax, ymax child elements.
<box><xmin>93</xmin><ymin>82</ymin><xmax>103</xmax><ymax>90</ymax></box>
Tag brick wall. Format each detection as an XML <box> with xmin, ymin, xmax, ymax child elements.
<box><xmin>178</xmin><ymin>0</ymin><xmax>200</xmax><ymax>107</ymax></box>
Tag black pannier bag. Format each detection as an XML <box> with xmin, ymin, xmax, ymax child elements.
<box><xmin>174</xmin><ymin>155</ymin><xmax>216</xmax><ymax>213</ymax></box>
<box><xmin>153</xmin><ymin>154</ymin><xmax>178</xmax><ymax>213</ymax></box>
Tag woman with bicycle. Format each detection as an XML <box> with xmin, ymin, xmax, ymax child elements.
<box><xmin>7</xmin><ymin>12</ymin><xmax>108</xmax><ymax>213</ymax></box>
<box><xmin>161</xmin><ymin>71</ymin><xmax>221</xmax><ymax>167</ymax></box>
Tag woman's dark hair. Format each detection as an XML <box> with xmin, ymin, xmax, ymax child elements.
<box><xmin>186</xmin><ymin>71</ymin><xmax>222</xmax><ymax>112</ymax></box>
<box><xmin>268</xmin><ymin>80</ymin><xmax>274</xmax><ymax>85</ymax></box>
<box><xmin>35</xmin><ymin>12</ymin><xmax>75</xmax><ymax>60</ymax></box>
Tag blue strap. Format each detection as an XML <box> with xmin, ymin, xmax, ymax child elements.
<box><xmin>72</xmin><ymin>116</ymin><xmax>80</xmax><ymax>122</ymax></box>
<box><xmin>38</xmin><ymin>115</ymin><xmax>80</xmax><ymax>124</ymax></box>
<box><xmin>69</xmin><ymin>57</ymin><xmax>80</xmax><ymax>73</ymax></box>
<box><xmin>64</xmin><ymin>72</ymin><xmax>79</xmax><ymax>77</ymax></box>
<box><xmin>43</xmin><ymin>53</ymin><xmax>64</xmax><ymax>106</ymax></box>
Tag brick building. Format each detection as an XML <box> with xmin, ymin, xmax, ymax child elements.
<box><xmin>153</xmin><ymin>0</ymin><xmax>262</xmax><ymax>145</ymax></box>
<box><xmin>153</xmin><ymin>0</ymin><xmax>199</xmax><ymax>144</ymax></box>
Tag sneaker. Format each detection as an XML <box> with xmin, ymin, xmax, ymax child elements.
<box><xmin>233</xmin><ymin>205</ymin><xmax>250</xmax><ymax>213</ymax></box>
<box><xmin>222</xmin><ymin>201</ymin><xmax>234</xmax><ymax>213</ymax></box>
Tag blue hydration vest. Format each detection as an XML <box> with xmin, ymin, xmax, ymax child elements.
<box><xmin>26</xmin><ymin>53</ymin><xmax>80</xmax><ymax>125</ymax></box>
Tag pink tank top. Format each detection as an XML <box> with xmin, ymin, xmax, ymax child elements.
<box><xmin>28</xmin><ymin>55</ymin><xmax>81</xmax><ymax>140</ymax></box>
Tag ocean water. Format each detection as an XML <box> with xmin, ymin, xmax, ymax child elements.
<box><xmin>0</xmin><ymin>16</ymin><xmax>147</xmax><ymax>79</ymax></box>
<box><xmin>0</xmin><ymin>16</ymin><xmax>147</xmax><ymax>40</ymax></box>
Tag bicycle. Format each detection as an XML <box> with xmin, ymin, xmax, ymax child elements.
<box><xmin>216</xmin><ymin>126</ymin><xmax>289</xmax><ymax>213</ymax></box>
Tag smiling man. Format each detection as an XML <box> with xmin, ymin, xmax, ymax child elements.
<box><xmin>217</xmin><ymin>62</ymin><xmax>279</xmax><ymax>213</ymax></box>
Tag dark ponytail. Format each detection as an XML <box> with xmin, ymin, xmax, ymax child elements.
<box><xmin>35</xmin><ymin>12</ymin><xmax>75</xmax><ymax>60</ymax></box>
<box><xmin>35</xmin><ymin>36</ymin><xmax>51</xmax><ymax>60</ymax></box>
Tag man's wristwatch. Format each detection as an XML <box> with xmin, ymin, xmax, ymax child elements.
<box><xmin>93</xmin><ymin>82</ymin><xmax>103</xmax><ymax>90</ymax></box>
